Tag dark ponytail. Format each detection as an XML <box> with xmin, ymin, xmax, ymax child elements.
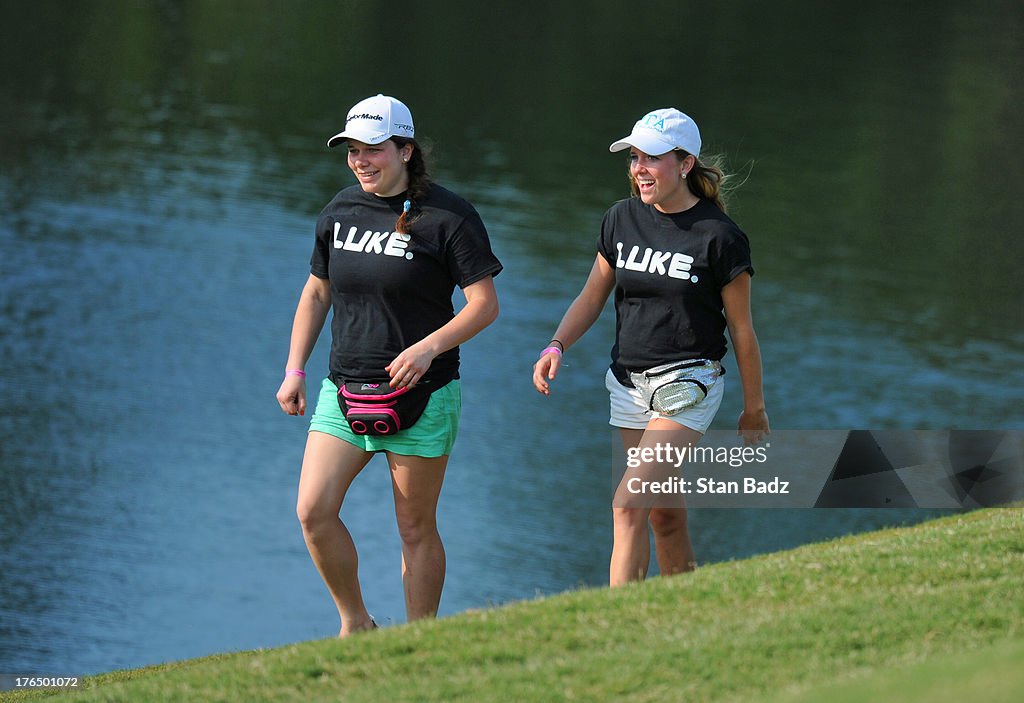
<box><xmin>391</xmin><ymin>137</ymin><xmax>431</xmax><ymax>234</ymax></box>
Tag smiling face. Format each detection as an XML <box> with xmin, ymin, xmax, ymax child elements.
<box><xmin>629</xmin><ymin>147</ymin><xmax>698</xmax><ymax>213</ymax></box>
<box><xmin>346</xmin><ymin>139</ymin><xmax>413</xmax><ymax>197</ymax></box>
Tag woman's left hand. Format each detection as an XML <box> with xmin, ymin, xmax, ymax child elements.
<box><xmin>738</xmin><ymin>408</ymin><xmax>771</xmax><ymax>446</ymax></box>
<box><xmin>386</xmin><ymin>341</ymin><xmax>438</xmax><ymax>389</ymax></box>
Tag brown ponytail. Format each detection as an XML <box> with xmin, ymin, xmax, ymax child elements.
<box><xmin>685</xmin><ymin>152</ymin><xmax>730</xmax><ymax>212</ymax></box>
<box><xmin>391</xmin><ymin>137</ymin><xmax>431</xmax><ymax>234</ymax></box>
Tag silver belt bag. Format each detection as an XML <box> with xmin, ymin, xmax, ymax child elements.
<box><xmin>630</xmin><ymin>359</ymin><xmax>723</xmax><ymax>415</ymax></box>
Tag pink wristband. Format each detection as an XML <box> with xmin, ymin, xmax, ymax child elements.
<box><xmin>286</xmin><ymin>369</ymin><xmax>306</xmax><ymax>378</ymax></box>
<box><xmin>540</xmin><ymin>346</ymin><xmax>562</xmax><ymax>358</ymax></box>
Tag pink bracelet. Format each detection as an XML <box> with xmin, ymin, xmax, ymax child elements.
<box><xmin>286</xmin><ymin>369</ymin><xmax>306</xmax><ymax>378</ymax></box>
<box><xmin>539</xmin><ymin>346</ymin><xmax>563</xmax><ymax>358</ymax></box>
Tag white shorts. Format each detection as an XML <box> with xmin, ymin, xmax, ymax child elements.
<box><xmin>605</xmin><ymin>367</ymin><xmax>725</xmax><ymax>434</ymax></box>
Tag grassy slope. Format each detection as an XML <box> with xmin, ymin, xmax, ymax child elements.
<box><xmin>768</xmin><ymin>636</ymin><xmax>1024</xmax><ymax>703</ymax></box>
<box><xmin>7</xmin><ymin>508</ymin><xmax>1022</xmax><ymax>703</ymax></box>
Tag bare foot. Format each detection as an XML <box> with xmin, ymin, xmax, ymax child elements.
<box><xmin>338</xmin><ymin>617</ymin><xmax>377</xmax><ymax>638</ymax></box>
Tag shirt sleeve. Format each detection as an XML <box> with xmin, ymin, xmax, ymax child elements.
<box><xmin>444</xmin><ymin>208</ymin><xmax>503</xmax><ymax>288</ymax></box>
<box><xmin>710</xmin><ymin>226</ymin><xmax>754</xmax><ymax>289</ymax></box>
<box><xmin>597</xmin><ymin>207</ymin><xmax>616</xmax><ymax>266</ymax></box>
<box><xmin>309</xmin><ymin>212</ymin><xmax>331</xmax><ymax>280</ymax></box>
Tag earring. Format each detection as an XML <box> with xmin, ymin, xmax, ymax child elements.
<box><xmin>681</xmin><ymin>172</ymin><xmax>687</xmax><ymax>179</ymax></box>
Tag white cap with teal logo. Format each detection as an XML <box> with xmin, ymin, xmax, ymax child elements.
<box><xmin>609</xmin><ymin>108</ymin><xmax>701</xmax><ymax>157</ymax></box>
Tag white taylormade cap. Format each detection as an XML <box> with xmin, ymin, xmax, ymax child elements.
<box><xmin>609</xmin><ymin>108</ymin><xmax>701</xmax><ymax>157</ymax></box>
<box><xmin>326</xmin><ymin>94</ymin><xmax>415</xmax><ymax>148</ymax></box>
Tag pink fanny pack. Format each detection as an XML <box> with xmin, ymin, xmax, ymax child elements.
<box><xmin>337</xmin><ymin>381</ymin><xmax>433</xmax><ymax>436</ymax></box>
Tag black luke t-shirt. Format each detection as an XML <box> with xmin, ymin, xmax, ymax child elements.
<box><xmin>597</xmin><ymin>197</ymin><xmax>753</xmax><ymax>379</ymax></box>
<box><xmin>310</xmin><ymin>183</ymin><xmax>502</xmax><ymax>383</ymax></box>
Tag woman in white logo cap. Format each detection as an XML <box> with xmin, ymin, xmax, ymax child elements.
<box><xmin>532</xmin><ymin>108</ymin><xmax>769</xmax><ymax>585</ymax></box>
<box><xmin>277</xmin><ymin>94</ymin><xmax>502</xmax><ymax>634</ymax></box>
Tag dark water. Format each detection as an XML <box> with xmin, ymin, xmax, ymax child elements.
<box><xmin>2</xmin><ymin>0</ymin><xmax>1022</xmax><ymax>676</ymax></box>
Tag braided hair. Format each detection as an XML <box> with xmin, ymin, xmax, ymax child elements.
<box><xmin>391</xmin><ymin>137</ymin><xmax>431</xmax><ymax>233</ymax></box>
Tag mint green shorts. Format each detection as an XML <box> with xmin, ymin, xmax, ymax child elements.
<box><xmin>309</xmin><ymin>377</ymin><xmax>461</xmax><ymax>457</ymax></box>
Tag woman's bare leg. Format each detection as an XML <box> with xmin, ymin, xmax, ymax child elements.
<box><xmin>296</xmin><ymin>431</ymin><xmax>375</xmax><ymax>637</ymax></box>
<box><xmin>387</xmin><ymin>452</ymin><xmax>449</xmax><ymax>621</ymax></box>
<box><xmin>611</xmin><ymin>428</ymin><xmax>650</xmax><ymax>586</ymax></box>
<box><xmin>611</xmin><ymin>421</ymin><xmax>702</xmax><ymax>586</ymax></box>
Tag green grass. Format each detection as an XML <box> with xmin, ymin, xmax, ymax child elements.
<box><xmin>5</xmin><ymin>508</ymin><xmax>1022</xmax><ymax>702</ymax></box>
<box><xmin>767</xmin><ymin>636</ymin><xmax>1024</xmax><ymax>703</ymax></box>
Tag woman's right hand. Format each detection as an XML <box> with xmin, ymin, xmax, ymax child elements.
<box><xmin>532</xmin><ymin>351</ymin><xmax>562</xmax><ymax>395</ymax></box>
<box><xmin>531</xmin><ymin>255</ymin><xmax>615</xmax><ymax>396</ymax></box>
<box><xmin>276</xmin><ymin>375</ymin><xmax>307</xmax><ymax>416</ymax></box>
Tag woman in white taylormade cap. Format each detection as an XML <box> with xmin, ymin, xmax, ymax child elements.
<box><xmin>532</xmin><ymin>108</ymin><xmax>769</xmax><ymax>586</ymax></box>
<box><xmin>277</xmin><ymin>95</ymin><xmax>502</xmax><ymax>634</ymax></box>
